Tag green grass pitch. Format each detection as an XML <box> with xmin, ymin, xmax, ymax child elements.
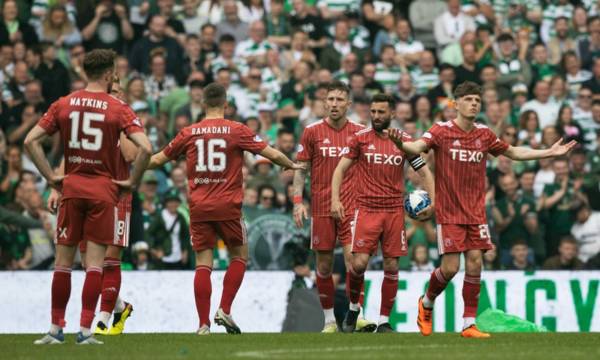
<box><xmin>2</xmin><ymin>333</ymin><xmax>599</xmax><ymax>359</ymax></box>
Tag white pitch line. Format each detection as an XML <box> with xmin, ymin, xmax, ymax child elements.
<box><xmin>234</xmin><ymin>344</ymin><xmax>446</xmax><ymax>358</ymax></box>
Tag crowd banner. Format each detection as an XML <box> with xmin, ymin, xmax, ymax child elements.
<box><xmin>0</xmin><ymin>271</ymin><xmax>598</xmax><ymax>333</ymax></box>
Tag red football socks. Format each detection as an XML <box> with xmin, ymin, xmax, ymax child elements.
<box><xmin>425</xmin><ymin>268</ymin><xmax>450</xmax><ymax>304</ymax></box>
<box><xmin>51</xmin><ymin>266</ymin><xmax>72</xmax><ymax>328</ymax></box>
<box><xmin>381</xmin><ymin>271</ymin><xmax>399</xmax><ymax>317</ymax></box>
<box><xmin>99</xmin><ymin>257</ymin><xmax>121</xmax><ymax>314</ymax></box>
<box><xmin>316</xmin><ymin>270</ymin><xmax>335</xmax><ymax>310</ymax></box>
<box><xmin>194</xmin><ymin>265</ymin><xmax>212</xmax><ymax>327</ymax></box>
<box><xmin>348</xmin><ymin>267</ymin><xmax>365</xmax><ymax>304</ymax></box>
<box><xmin>346</xmin><ymin>272</ymin><xmax>366</xmax><ymax>306</ymax></box>
<box><xmin>463</xmin><ymin>274</ymin><xmax>481</xmax><ymax>318</ymax></box>
<box><xmin>80</xmin><ymin>266</ymin><xmax>103</xmax><ymax>329</ymax></box>
<box><xmin>219</xmin><ymin>257</ymin><xmax>247</xmax><ymax>314</ymax></box>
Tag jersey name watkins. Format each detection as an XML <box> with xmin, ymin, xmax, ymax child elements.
<box><xmin>449</xmin><ymin>148</ymin><xmax>484</xmax><ymax>162</ymax></box>
<box><xmin>319</xmin><ymin>146</ymin><xmax>349</xmax><ymax>157</ymax></box>
<box><xmin>69</xmin><ymin>97</ymin><xmax>108</xmax><ymax>110</ymax></box>
<box><xmin>365</xmin><ymin>153</ymin><xmax>404</xmax><ymax>165</ymax></box>
<box><xmin>191</xmin><ymin>126</ymin><xmax>231</xmax><ymax>135</ymax></box>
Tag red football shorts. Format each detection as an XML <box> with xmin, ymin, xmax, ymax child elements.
<box><xmin>78</xmin><ymin>197</ymin><xmax>131</xmax><ymax>252</ymax></box>
<box><xmin>56</xmin><ymin>198</ymin><xmax>117</xmax><ymax>247</ymax></box>
<box><xmin>310</xmin><ymin>215</ymin><xmax>353</xmax><ymax>251</ymax></box>
<box><xmin>351</xmin><ymin>208</ymin><xmax>407</xmax><ymax>257</ymax></box>
<box><xmin>436</xmin><ymin>224</ymin><xmax>493</xmax><ymax>255</ymax></box>
<box><xmin>190</xmin><ymin>218</ymin><xmax>247</xmax><ymax>251</ymax></box>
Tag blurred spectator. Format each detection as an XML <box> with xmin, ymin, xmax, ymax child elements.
<box><xmin>492</xmin><ymin>173</ymin><xmax>538</xmax><ymax>259</ymax></box>
<box><xmin>0</xmin><ymin>0</ymin><xmax>38</xmax><ymax>46</ymax></box>
<box><xmin>175</xmin><ymin>79</ymin><xmax>204</xmax><ymax>124</ymax></box>
<box><xmin>531</xmin><ymin>43</ymin><xmax>558</xmax><ymax>84</ymax></box>
<box><xmin>144</xmin><ymin>49</ymin><xmax>177</xmax><ymax>106</ymax></box>
<box><xmin>37</xmin><ymin>5</ymin><xmax>82</xmax><ymax>48</ymax></box>
<box><xmin>235</xmin><ymin>20</ymin><xmax>274</xmax><ymax>67</ymax></box>
<box><xmin>433</xmin><ymin>0</ymin><xmax>475</xmax><ymax>52</ymax></box>
<box><xmin>410</xmin><ymin>50</ymin><xmax>439</xmax><ymax>95</ymax></box>
<box><xmin>455</xmin><ymin>41</ymin><xmax>480</xmax><ymax>84</ymax></box>
<box><xmin>156</xmin><ymin>0</ymin><xmax>186</xmax><ymax>46</ymax></box>
<box><xmin>409</xmin><ymin>0</ymin><xmax>446</xmax><ymax>50</ymax></box>
<box><xmin>540</xmin><ymin>157</ymin><xmax>588</xmax><ymax>256</ymax></box>
<box><xmin>483</xmin><ymin>245</ymin><xmax>500</xmax><ymax>270</ymax></box>
<box><xmin>239</xmin><ymin>0</ymin><xmax>265</xmax><ymax>24</ymax></box>
<box><xmin>129</xmin><ymin>15</ymin><xmax>184</xmax><ymax>82</ymax></box>
<box><xmin>319</xmin><ymin>19</ymin><xmax>360</xmax><ymax>73</ymax></box>
<box><xmin>495</xmin><ymin>33</ymin><xmax>532</xmax><ymax>96</ymax></box>
<box><xmin>198</xmin><ymin>0</ymin><xmax>225</xmax><ymax>26</ymax></box>
<box><xmin>374</xmin><ymin>45</ymin><xmax>401</xmax><ymax>94</ymax></box>
<box><xmin>562</xmin><ymin>51</ymin><xmax>592</xmax><ymax>98</ymax></box>
<box><xmin>578</xmin><ymin>16</ymin><xmax>600</xmax><ymax>70</ymax></box>
<box><xmin>574</xmin><ymin>88</ymin><xmax>596</xmax><ymax>151</ymax></box>
<box><xmin>426</xmin><ymin>63</ymin><xmax>455</xmax><ymax>111</ymax></box>
<box><xmin>410</xmin><ymin>243</ymin><xmax>434</xmax><ymax>272</ymax></box>
<box><xmin>80</xmin><ymin>0</ymin><xmax>133</xmax><ymax>53</ymax></box>
<box><xmin>517</xmin><ymin>110</ymin><xmax>541</xmax><ymax>149</ymax></box>
<box><xmin>542</xmin><ymin>235</ymin><xmax>585</xmax><ymax>270</ymax></box>
<box><xmin>556</xmin><ymin>105</ymin><xmax>584</xmax><ymax>144</ymax></box>
<box><xmin>289</xmin><ymin>0</ymin><xmax>328</xmax><ymax>52</ymax></box>
<box><xmin>548</xmin><ymin>17</ymin><xmax>577</xmax><ymax>65</ymax></box>
<box><xmin>30</xmin><ymin>43</ymin><xmax>70</xmax><ymax>104</ymax></box>
<box><xmin>581</xmin><ymin>53</ymin><xmax>600</xmax><ymax>96</ymax></box>
<box><xmin>504</xmin><ymin>239</ymin><xmax>535</xmax><ymax>271</ymax></box>
<box><xmin>147</xmin><ymin>189</ymin><xmax>190</xmax><ymax>270</ymax></box>
<box><xmin>520</xmin><ymin>81</ymin><xmax>559</xmax><ymax>129</ymax></box>
<box><xmin>178</xmin><ymin>0</ymin><xmax>202</xmax><ymax>34</ymax></box>
<box><xmin>265</xmin><ymin>0</ymin><xmax>291</xmax><ymax>48</ymax></box>
<box><xmin>131</xmin><ymin>241</ymin><xmax>152</xmax><ymax>270</ymax></box>
<box><xmin>216</xmin><ymin>0</ymin><xmax>249</xmax><ymax>44</ymax></box>
<box><xmin>571</xmin><ymin>204</ymin><xmax>600</xmax><ymax>264</ymax></box>
<box><xmin>392</xmin><ymin>17</ymin><xmax>424</xmax><ymax>68</ymax></box>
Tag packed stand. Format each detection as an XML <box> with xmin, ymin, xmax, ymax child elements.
<box><xmin>0</xmin><ymin>0</ymin><xmax>599</xmax><ymax>272</ymax></box>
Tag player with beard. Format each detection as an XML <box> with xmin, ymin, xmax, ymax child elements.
<box><xmin>331</xmin><ymin>93</ymin><xmax>435</xmax><ymax>333</ymax></box>
<box><xmin>294</xmin><ymin>81</ymin><xmax>376</xmax><ymax>333</ymax></box>
<box><xmin>27</xmin><ymin>49</ymin><xmax>151</xmax><ymax>344</ymax></box>
<box><xmin>387</xmin><ymin>81</ymin><xmax>577</xmax><ymax>338</ymax></box>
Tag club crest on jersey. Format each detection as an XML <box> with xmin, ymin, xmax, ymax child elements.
<box><xmin>475</xmin><ymin>139</ymin><xmax>482</xmax><ymax>148</ymax></box>
<box><xmin>449</xmin><ymin>149</ymin><xmax>484</xmax><ymax>163</ymax></box>
<box><xmin>319</xmin><ymin>146</ymin><xmax>349</xmax><ymax>157</ymax></box>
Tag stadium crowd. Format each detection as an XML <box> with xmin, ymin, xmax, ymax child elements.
<box><xmin>0</xmin><ymin>0</ymin><xmax>599</xmax><ymax>273</ymax></box>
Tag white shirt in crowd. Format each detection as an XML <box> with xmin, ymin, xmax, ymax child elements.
<box><xmin>571</xmin><ymin>212</ymin><xmax>600</xmax><ymax>263</ymax></box>
<box><xmin>161</xmin><ymin>209</ymin><xmax>182</xmax><ymax>264</ymax></box>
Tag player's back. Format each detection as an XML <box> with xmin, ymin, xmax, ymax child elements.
<box><xmin>297</xmin><ymin>119</ymin><xmax>364</xmax><ymax>216</ymax></box>
<box><xmin>39</xmin><ymin>90</ymin><xmax>140</xmax><ymax>204</ymax></box>
<box><xmin>168</xmin><ymin>118</ymin><xmax>267</xmax><ymax>222</ymax></box>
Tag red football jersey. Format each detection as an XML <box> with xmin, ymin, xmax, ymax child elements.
<box><xmin>38</xmin><ymin>90</ymin><xmax>143</xmax><ymax>204</ymax></box>
<box><xmin>163</xmin><ymin>118</ymin><xmax>267</xmax><ymax>222</ymax></box>
<box><xmin>116</xmin><ymin>138</ymin><xmax>133</xmax><ymax>211</ymax></box>
<box><xmin>346</xmin><ymin>128</ymin><xmax>419</xmax><ymax>211</ymax></box>
<box><xmin>420</xmin><ymin>120</ymin><xmax>509</xmax><ymax>224</ymax></box>
<box><xmin>297</xmin><ymin>118</ymin><xmax>364</xmax><ymax>216</ymax></box>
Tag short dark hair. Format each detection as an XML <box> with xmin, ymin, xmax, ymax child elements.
<box><xmin>219</xmin><ymin>34</ymin><xmax>236</xmax><ymax>44</ymax></box>
<box><xmin>83</xmin><ymin>49</ymin><xmax>117</xmax><ymax>80</ymax></box>
<box><xmin>453</xmin><ymin>81</ymin><xmax>482</xmax><ymax>99</ymax></box>
<box><xmin>560</xmin><ymin>235</ymin><xmax>577</xmax><ymax>246</ymax></box>
<box><xmin>277</xmin><ymin>128</ymin><xmax>294</xmax><ymax>138</ymax></box>
<box><xmin>512</xmin><ymin>239</ymin><xmax>528</xmax><ymax>248</ymax></box>
<box><xmin>497</xmin><ymin>33</ymin><xmax>514</xmax><ymax>43</ymax></box>
<box><xmin>326</xmin><ymin>80</ymin><xmax>351</xmax><ymax>96</ymax></box>
<box><xmin>201</xmin><ymin>23</ymin><xmax>216</xmax><ymax>32</ymax></box>
<box><xmin>371</xmin><ymin>93</ymin><xmax>396</xmax><ymax>109</ymax></box>
<box><xmin>189</xmin><ymin>80</ymin><xmax>204</xmax><ymax>89</ymax></box>
<box><xmin>203</xmin><ymin>83</ymin><xmax>227</xmax><ymax>108</ymax></box>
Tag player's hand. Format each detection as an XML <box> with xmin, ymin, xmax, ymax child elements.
<box><xmin>415</xmin><ymin>204</ymin><xmax>434</xmax><ymax>221</ymax></box>
<box><xmin>331</xmin><ymin>200</ymin><xmax>345</xmax><ymax>220</ymax></box>
<box><xmin>47</xmin><ymin>189</ymin><xmax>61</xmax><ymax>214</ymax></box>
<box><xmin>47</xmin><ymin>174</ymin><xmax>64</xmax><ymax>191</ymax></box>
<box><xmin>113</xmin><ymin>178</ymin><xmax>135</xmax><ymax>194</ymax></box>
<box><xmin>385</xmin><ymin>128</ymin><xmax>404</xmax><ymax>149</ymax></box>
<box><xmin>549</xmin><ymin>138</ymin><xmax>577</xmax><ymax>157</ymax></box>
<box><xmin>289</xmin><ymin>162</ymin><xmax>307</xmax><ymax>171</ymax></box>
<box><xmin>293</xmin><ymin>203</ymin><xmax>308</xmax><ymax>228</ymax></box>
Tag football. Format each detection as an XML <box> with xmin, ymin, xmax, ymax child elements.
<box><xmin>404</xmin><ymin>190</ymin><xmax>432</xmax><ymax>219</ymax></box>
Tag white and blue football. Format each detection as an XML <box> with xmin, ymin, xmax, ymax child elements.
<box><xmin>404</xmin><ymin>190</ymin><xmax>431</xmax><ymax>219</ymax></box>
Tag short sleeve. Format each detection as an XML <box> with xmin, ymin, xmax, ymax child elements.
<box><xmin>420</xmin><ymin>123</ymin><xmax>441</xmax><ymax>150</ymax></box>
<box><xmin>37</xmin><ymin>101</ymin><xmax>59</xmax><ymax>135</ymax></box>
<box><xmin>487</xmin><ymin>129</ymin><xmax>509</xmax><ymax>157</ymax></box>
<box><xmin>237</xmin><ymin>124</ymin><xmax>268</xmax><ymax>154</ymax></box>
<box><xmin>163</xmin><ymin>129</ymin><xmax>188</xmax><ymax>160</ymax></box>
<box><xmin>344</xmin><ymin>135</ymin><xmax>360</xmax><ymax>160</ymax></box>
<box><xmin>120</xmin><ymin>104</ymin><xmax>144</xmax><ymax>136</ymax></box>
<box><xmin>296</xmin><ymin>127</ymin><xmax>313</xmax><ymax>162</ymax></box>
